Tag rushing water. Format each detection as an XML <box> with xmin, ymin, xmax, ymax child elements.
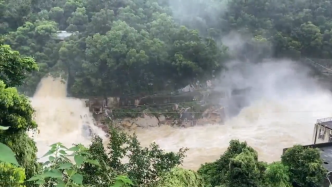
<box><xmin>29</xmin><ymin>60</ymin><xmax>332</xmax><ymax>170</ymax></box>
<box><xmin>132</xmin><ymin>95</ymin><xmax>332</xmax><ymax>170</ymax></box>
<box><xmin>29</xmin><ymin>76</ymin><xmax>106</xmax><ymax>161</ymax></box>
<box><xmin>127</xmin><ymin>60</ymin><xmax>332</xmax><ymax>170</ymax></box>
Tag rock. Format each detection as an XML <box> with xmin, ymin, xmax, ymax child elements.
<box><xmin>95</xmin><ymin>124</ymin><xmax>109</xmax><ymax>134</ymax></box>
<box><xmin>135</xmin><ymin>114</ymin><xmax>159</xmax><ymax>128</ymax></box>
<box><xmin>163</xmin><ymin>120</ymin><xmax>173</xmax><ymax>126</ymax></box>
<box><xmin>100</xmin><ymin>125</ymin><xmax>109</xmax><ymax>133</ymax></box>
<box><xmin>182</xmin><ymin>121</ymin><xmax>192</xmax><ymax>128</ymax></box>
<box><xmin>117</xmin><ymin>115</ymin><xmax>159</xmax><ymax>129</ymax></box>
<box><xmin>157</xmin><ymin>115</ymin><xmax>166</xmax><ymax>125</ymax></box>
<box><xmin>122</xmin><ymin>120</ymin><xmax>132</xmax><ymax>128</ymax></box>
<box><xmin>82</xmin><ymin>124</ymin><xmax>92</xmax><ymax>138</ymax></box>
<box><xmin>130</xmin><ymin>123</ymin><xmax>138</xmax><ymax>130</ymax></box>
<box><xmin>200</xmin><ymin>106</ymin><xmax>225</xmax><ymax>125</ymax></box>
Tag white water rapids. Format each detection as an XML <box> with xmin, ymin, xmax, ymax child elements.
<box><xmin>133</xmin><ymin>96</ymin><xmax>332</xmax><ymax>170</ymax></box>
<box><xmin>28</xmin><ymin>60</ymin><xmax>332</xmax><ymax>170</ymax></box>
<box><xmin>29</xmin><ymin>76</ymin><xmax>107</xmax><ymax>161</ymax></box>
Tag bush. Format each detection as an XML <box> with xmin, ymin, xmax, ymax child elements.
<box><xmin>198</xmin><ymin>140</ymin><xmax>327</xmax><ymax>187</ymax></box>
<box><xmin>80</xmin><ymin>128</ymin><xmax>188</xmax><ymax>186</ymax></box>
<box><xmin>281</xmin><ymin>145</ymin><xmax>326</xmax><ymax>187</ymax></box>
<box><xmin>155</xmin><ymin>167</ymin><xmax>205</xmax><ymax>187</ymax></box>
<box><xmin>0</xmin><ymin>162</ymin><xmax>26</xmax><ymax>187</ymax></box>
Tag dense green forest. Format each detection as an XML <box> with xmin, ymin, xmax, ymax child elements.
<box><xmin>2</xmin><ymin>0</ymin><xmax>332</xmax><ymax>96</ymax></box>
<box><xmin>1</xmin><ymin>0</ymin><xmax>332</xmax><ymax>186</ymax></box>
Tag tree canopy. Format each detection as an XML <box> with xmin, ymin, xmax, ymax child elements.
<box><xmin>198</xmin><ymin>140</ymin><xmax>326</xmax><ymax>187</ymax></box>
<box><xmin>2</xmin><ymin>0</ymin><xmax>332</xmax><ymax>96</ymax></box>
<box><xmin>0</xmin><ymin>39</ymin><xmax>40</xmax><ymax>186</ymax></box>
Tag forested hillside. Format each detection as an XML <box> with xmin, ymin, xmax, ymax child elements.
<box><xmin>2</xmin><ymin>0</ymin><xmax>332</xmax><ymax>96</ymax></box>
<box><xmin>1</xmin><ymin>0</ymin><xmax>332</xmax><ymax>186</ymax></box>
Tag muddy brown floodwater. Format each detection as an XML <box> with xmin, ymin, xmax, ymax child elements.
<box><xmin>29</xmin><ymin>76</ymin><xmax>332</xmax><ymax>170</ymax></box>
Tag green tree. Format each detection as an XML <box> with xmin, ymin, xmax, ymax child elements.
<box><xmin>0</xmin><ymin>126</ymin><xmax>26</xmax><ymax>187</ymax></box>
<box><xmin>4</xmin><ymin>0</ymin><xmax>229</xmax><ymax>97</ymax></box>
<box><xmin>6</xmin><ymin>0</ymin><xmax>332</xmax><ymax>96</ymax></box>
<box><xmin>0</xmin><ymin>162</ymin><xmax>26</xmax><ymax>187</ymax></box>
<box><xmin>226</xmin><ymin>148</ymin><xmax>265</xmax><ymax>187</ymax></box>
<box><xmin>198</xmin><ymin>140</ymin><xmax>262</xmax><ymax>187</ymax></box>
<box><xmin>5</xmin><ymin>20</ymin><xmax>58</xmax><ymax>95</ymax></box>
<box><xmin>0</xmin><ymin>81</ymin><xmax>37</xmax><ymax>132</ymax></box>
<box><xmin>0</xmin><ymin>41</ymin><xmax>38</xmax><ymax>87</ymax></box>
<box><xmin>0</xmin><ymin>0</ymin><xmax>32</xmax><ymax>34</ymax></box>
<box><xmin>155</xmin><ymin>167</ymin><xmax>205</xmax><ymax>187</ymax></box>
<box><xmin>80</xmin><ymin>128</ymin><xmax>187</xmax><ymax>186</ymax></box>
<box><xmin>281</xmin><ymin>145</ymin><xmax>326</xmax><ymax>187</ymax></box>
<box><xmin>198</xmin><ymin>140</ymin><xmax>326</xmax><ymax>187</ymax></box>
<box><xmin>28</xmin><ymin>143</ymin><xmax>99</xmax><ymax>186</ymax></box>
<box><xmin>263</xmin><ymin>162</ymin><xmax>292</xmax><ymax>187</ymax></box>
<box><xmin>0</xmin><ymin>40</ymin><xmax>40</xmax><ymax>184</ymax></box>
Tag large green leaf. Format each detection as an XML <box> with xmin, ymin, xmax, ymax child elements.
<box><xmin>49</xmin><ymin>156</ymin><xmax>55</xmax><ymax>161</ymax></box>
<box><xmin>74</xmin><ymin>155</ymin><xmax>84</xmax><ymax>166</ymax></box>
<box><xmin>68</xmin><ymin>146</ymin><xmax>80</xmax><ymax>152</ymax></box>
<box><xmin>0</xmin><ymin>142</ymin><xmax>19</xmax><ymax>165</ymax></box>
<box><xmin>43</xmin><ymin>169</ymin><xmax>63</xmax><ymax>179</ymax></box>
<box><xmin>111</xmin><ymin>181</ymin><xmax>124</xmax><ymax>187</ymax></box>
<box><xmin>111</xmin><ymin>175</ymin><xmax>133</xmax><ymax>187</ymax></box>
<box><xmin>42</xmin><ymin>148</ymin><xmax>56</xmax><ymax>158</ymax></box>
<box><xmin>71</xmin><ymin>173</ymin><xmax>83</xmax><ymax>184</ymax></box>
<box><xmin>86</xmin><ymin>159</ymin><xmax>100</xmax><ymax>166</ymax></box>
<box><xmin>35</xmin><ymin>180</ymin><xmax>45</xmax><ymax>185</ymax></box>
<box><xmin>27</xmin><ymin>175</ymin><xmax>43</xmax><ymax>181</ymax></box>
<box><xmin>115</xmin><ymin>175</ymin><xmax>133</xmax><ymax>185</ymax></box>
<box><xmin>58</xmin><ymin>144</ymin><xmax>68</xmax><ymax>149</ymax></box>
<box><xmin>56</xmin><ymin>179</ymin><xmax>66</xmax><ymax>187</ymax></box>
<box><xmin>66</xmin><ymin>169</ymin><xmax>76</xmax><ymax>177</ymax></box>
<box><xmin>58</xmin><ymin>162</ymin><xmax>73</xmax><ymax>169</ymax></box>
<box><xmin>59</xmin><ymin>150</ymin><xmax>67</xmax><ymax>155</ymax></box>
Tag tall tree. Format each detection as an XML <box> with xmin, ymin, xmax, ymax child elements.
<box><xmin>0</xmin><ymin>40</ymin><xmax>40</xmax><ymax>184</ymax></box>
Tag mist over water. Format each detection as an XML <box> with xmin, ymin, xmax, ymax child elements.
<box><xmin>132</xmin><ymin>58</ymin><xmax>332</xmax><ymax>170</ymax></box>
<box><xmin>29</xmin><ymin>76</ymin><xmax>106</xmax><ymax>161</ymax></box>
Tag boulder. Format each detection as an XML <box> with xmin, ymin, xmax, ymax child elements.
<box><xmin>135</xmin><ymin>114</ymin><xmax>159</xmax><ymax>128</ymax></box>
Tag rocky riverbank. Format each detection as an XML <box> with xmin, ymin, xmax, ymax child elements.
<box><xmin>92</xmin><ymin>106</ymin><xmax>225</xmax><ymax>136</ymax></box>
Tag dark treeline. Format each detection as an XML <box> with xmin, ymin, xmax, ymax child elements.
<box><xmin>2</xmin><ymin>0</ymin><xmax>332</xmax><ymax>97</ymax></box>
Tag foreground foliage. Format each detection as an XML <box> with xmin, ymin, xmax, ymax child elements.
<box><xmin>27</xmin><ymin>143</ymin><xmax>100</xmax><ymax>186</ymax></box>
<box><xmin>0</xmin><ymin>125</ymin><xmax>26</xmax><ymax>187</ymax></box>
<box><xmin>155</xmin><ymin>167</ymin><xmax>205</xmax><ymax>187</ymax></box>
<box><xmin>0</xmin><ymin>39</ymin><xmax>38</xmax><ymax>88</ymax></box>
<box><xmin>24</xmin><ymin>128</ymin><xmax>187</xmax><ymax>186</ymax></box>
<box><xmin>198</xmin><ymin>140</ymin><xmax>326</xmax><ymax>187</ymax></box>
<box><xmin>22</xmin><ymin>138</ymin><xmax>327</xmax><ymax>187</ymax></box>
<box><xmin>0</xmin><ymin>162</ymin><xmax>26</xmax><ymax>187</ymax></box>
<box><xmin>281</xmin><ymin>145</ymin><xmax>326</xmax><ymax>187</ymax></box>
<box><xmin>80</xmin><ymin>128</ymin><xmax>187</xmax><ymax>186</ymax></box>
<box><xmin>0</xmin><ymin>40</ymin><xmax>40</xmax><ymax>185</ymax></box>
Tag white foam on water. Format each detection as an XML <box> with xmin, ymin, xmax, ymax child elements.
<box><xmin>28</xmin><ymin>76</ymin><xmax>106</xmax><ymax>161</ymax></box>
